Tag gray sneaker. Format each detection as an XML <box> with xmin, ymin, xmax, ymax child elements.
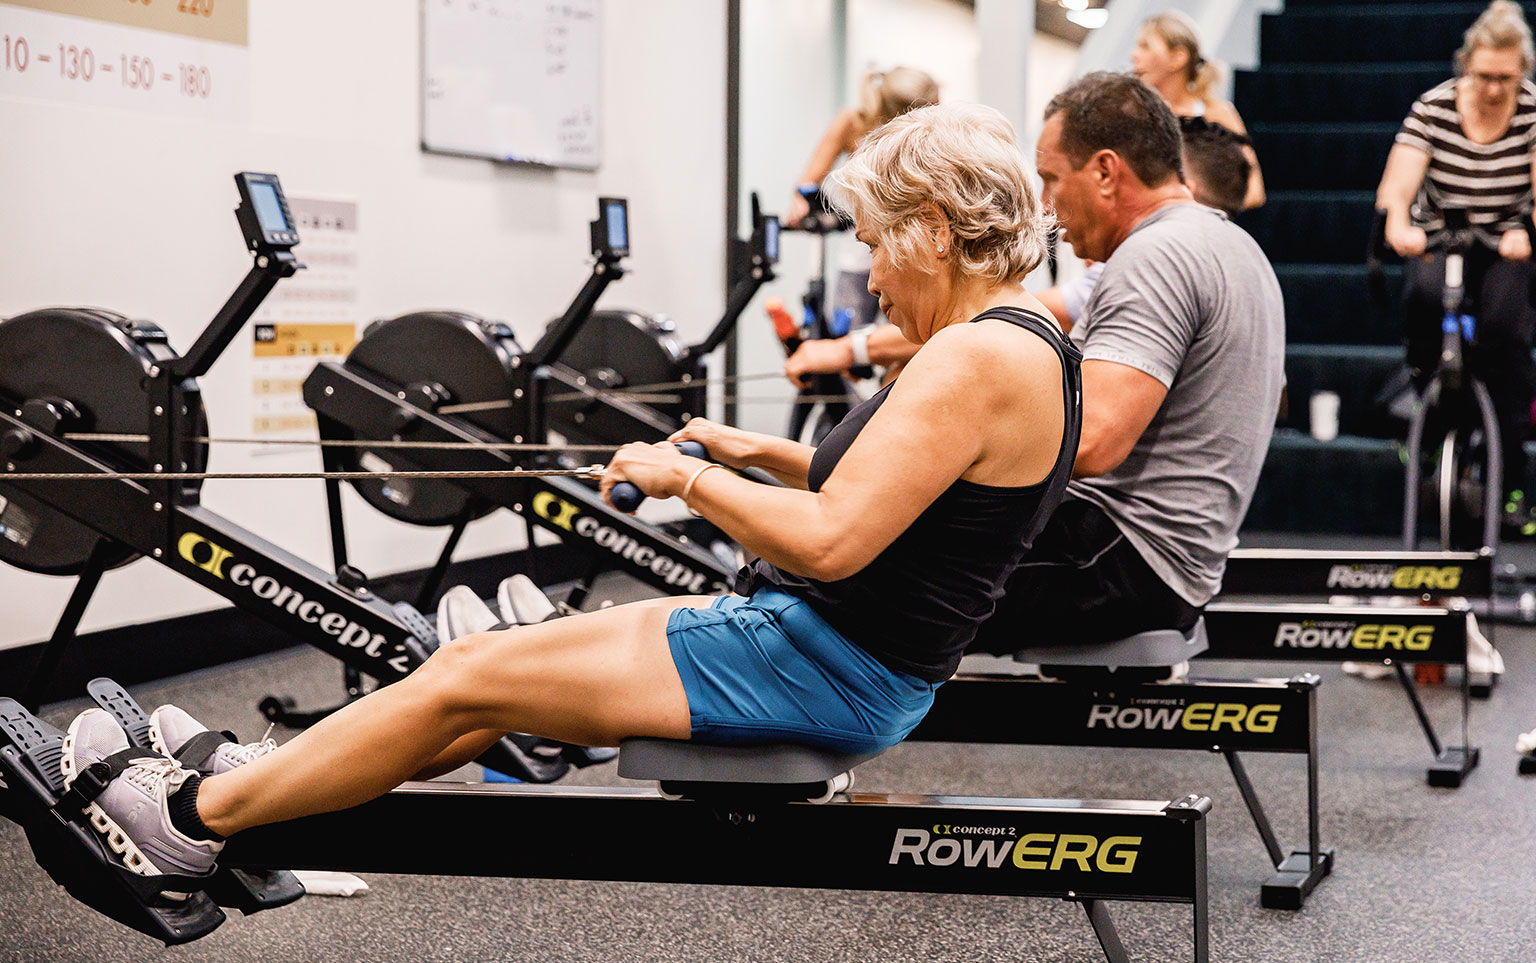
<box><xmin>61</xmin><ymin>708</ymin><xmax>220</xmax><ymax>878</ymax></box>
<box><xmin>436</xmin><ymin>585</ymin><xmax>504</xmax><ymax>643</ymax></box>
<box><xmin>148</xmin><ymin>705</ymin><xmax>276</xmax><ymax>775</ymax></box>
<box><xmin>496</xmin><ymin>574</ymin><xmax>557</xmax><ymax>625</ymax></box>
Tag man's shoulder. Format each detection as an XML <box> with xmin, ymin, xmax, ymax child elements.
<box><xmin>1107</xmin><ymin>204</ymin><xmax>1246</xmax><ymax>271</ymax></box>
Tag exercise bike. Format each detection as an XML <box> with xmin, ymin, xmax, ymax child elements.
<box><xmin>1370</xmin><ymin>207</ymin><xmax>1505</xmax><ymax>694</ymax></box>
<box><xmin>1370</xmin><ymin>209</ymin><xmax>1504</xmax><ymax>554</ymax></box>
<box><xmin>780</xmin><ymin>186</ymin><xmax>873</xmax><ymax>445</ymax></box>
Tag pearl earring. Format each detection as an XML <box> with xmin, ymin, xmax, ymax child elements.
<box><xmin>937</xmin><ymin>245</ymin><xmax>945</xmax><ymax>253</ymax></box>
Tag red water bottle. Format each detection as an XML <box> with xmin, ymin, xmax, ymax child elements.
<box><xmin>765</xmin><ymin>296</ymin><xmax>802</xmax><ymax>355</ymax></box>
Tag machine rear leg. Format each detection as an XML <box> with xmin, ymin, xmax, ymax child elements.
<box><xmin>21</xmin><ymin>538</ymin><xmax>115</xmax><ymax>712</ymax></box>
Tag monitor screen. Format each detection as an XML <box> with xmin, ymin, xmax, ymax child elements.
<box><xmin>249</xmin><ymin>181</ymin><xmax>290</xmax><ymax>233</ymax></box>
<box><xmin>764</xmin><ymin>217</ymin><xmax>780</xmax><ymax>262</ymax></box>
<box><xmin>605</xmin><ymin>201</ymin><xmax>628</xmax><ymax>251</ymax></box>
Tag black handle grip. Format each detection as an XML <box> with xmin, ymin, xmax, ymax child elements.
<box><xmin>610</xmin><ymin>441</ymin><xmax>709</xmax><ymax>512</ymax></box>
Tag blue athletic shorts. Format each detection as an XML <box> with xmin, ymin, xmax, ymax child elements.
<box><xmin>665</xmin><ymin>588</ymin><xmax>941</xmax><ymax>754</ymax></box>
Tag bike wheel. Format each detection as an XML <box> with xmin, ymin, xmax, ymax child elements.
<box><xmin>1438</xmin><ymin>429</ymin><xmax>1459</xmax><ymax>550</ymax></box>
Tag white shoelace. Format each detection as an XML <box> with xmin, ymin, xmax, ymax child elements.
<box><xmin>123</xmin><ymin>757</ymin><xmax>189</xmax><ymax>794</ymax></box>
<box><xmin>217</xmin><ymin>737</ymin><xmax>278</xmax><ymax>767</ymax></box>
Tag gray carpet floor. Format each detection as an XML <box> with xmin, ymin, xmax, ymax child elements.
<box><xmin>4</xmin><ymin>584</ymin><xmax>1536</xmax><ymax>961</ymax></box>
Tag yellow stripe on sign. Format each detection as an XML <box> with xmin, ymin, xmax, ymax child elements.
<box><xmin>0</xmin><ymin>0</ymin><xmax>248</xmax><ymax>46</ymax></box>
<box><xmin>253</xmin><ymin>413</ymin><xmax>317</xmax><ymax>435</ymax></box>
<box><xmin>253</xmin><ymin>323</ymin><xmax>357</xmax><ymax>358</ymax></box>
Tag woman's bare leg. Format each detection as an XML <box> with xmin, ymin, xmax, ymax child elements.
<box><xmin>195</xmin><ymin>595</ymin><xmax>713</xmax><ymax>837</ymax></box>
<box><xmin>410</xmin><ymin>729</ymin><xmax>510</xmax><ymax>780</ymax></box>
<box><xmin>410</xmin><ymin>593</ymin><xmax>725</xmax><ymax>779</ymax></box>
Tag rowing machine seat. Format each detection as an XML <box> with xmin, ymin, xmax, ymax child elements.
<box><xmin>1014</xmin><ymin>618</ymin><xmax>1208</xmax><ymax>667</ymax></box>
<box><xmin>617</xmin><ymin>739</ymin><xmax>879</xmax><ymax>803</ymax></box>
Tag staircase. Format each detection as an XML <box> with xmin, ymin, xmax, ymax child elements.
<box><xmin>1235</xmin><ymin>1</ymin><xmax>1535</xmax><ymax>534</ymax></box>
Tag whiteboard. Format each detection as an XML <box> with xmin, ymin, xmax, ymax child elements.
<box><xmin>421</xmin><ymin>0</ymin><xmax>601</xmax><ymax>170</ymax></box>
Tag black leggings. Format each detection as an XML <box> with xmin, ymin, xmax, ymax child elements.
<box><xmin>1403</xmin><ymin>246</ymin><xmax>1536</xmax><ymax>494</ymax></box>
<box><xmin>968</xmin><ymin>499</ymin><xmax>1201</xmax><ymax>655</ymax></box>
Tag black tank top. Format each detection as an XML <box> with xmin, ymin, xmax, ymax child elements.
<box><xmin>738</xmin><ymin>307</ymin><xmax>1083</xmax><ymax>682</ymax></box>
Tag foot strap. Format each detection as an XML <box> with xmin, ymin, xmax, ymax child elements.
<box><xmin>172</xmin><ymin>730</ymin><xmax>239</xmax><ymax>772</ymax></box>
<box><xmin>52</xmin><ymin>748</ymin><xmax>152</xmax><ymax>820</ymax></box>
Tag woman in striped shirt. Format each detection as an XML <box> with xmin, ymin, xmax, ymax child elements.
<box><xmin>1376</xmin><ymin>0</ymin><xmax>1536</xmax><ymax>528</ymax></box>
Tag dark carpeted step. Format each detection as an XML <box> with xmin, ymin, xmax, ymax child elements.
<box><xmin>1235</xmin><ymin>63</ymin><xmax>1447</xmax><ymax>124</ymax></box>
<box><xmin>1248</xmin><ymin>123</ymin><xmax>1398</xmax><ymax>190</ymax></box>
<box><xmin>1239</xmin><ymin>190</ymin><xmax>1378</xmax><ymax>264</ymax></box>
<box><xmin>1281</xmin><ymin>344</ymin><xmax>1407</xmax><ymax>439</ymax></box>
<box><xmin>1244</xmin><ymin>430</ymin><xmax>1404</xmax><ymax>535</ymax></box>
<box><xmin>1258</xmin><ymin>4</ymin><xmax>1524</xmax><ymax>64</ymax></box>
<box><xmin>1275</xmin><ymin>264</ymin><xmax>1404</xmax><ymax>346</ymax></box>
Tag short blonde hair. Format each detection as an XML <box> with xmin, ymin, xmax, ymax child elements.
<box><xmin>853</xmin><ymin>66</ymin><xmax>940</xmax><ymax>138</ymax></box>
<box><xmin>1142</xmin><ymin>11</ymin><xmax>1221</xmax><ymax>102</ymax></box>
<box><xmin>1456</xmin><ymin>0</ymin><xmax>1535</xmax><ymax>76</ymax></box>
<box><xmin>827</xmin><ymin>103</ymin><xmax>1051</xmax><ymax>284</ymax></box>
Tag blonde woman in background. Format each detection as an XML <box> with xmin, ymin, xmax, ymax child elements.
<box><xmin>1132</xmin><ymin>10</ymin><xmax>1265</xmax><ymax>210</ymax></box>
<box><xmin>785</xmin><ymin>67</ymin><xmax>940</xmax><ymax>344</ymax></box>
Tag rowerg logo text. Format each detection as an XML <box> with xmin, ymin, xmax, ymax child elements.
<box><xmin>890</xmin><ymin>827</ymin><xmax>1141</xmax><ymax>873</ymax></box>
<box><xmin>1325</xmin><ymin>564</ymin><xmax>1461</xmax><ymax>592</ymax></box>
<box><xmin>1273</xmin><ymin>620</ymin><xmax>1434</xmax><ymax>651</ymax></box>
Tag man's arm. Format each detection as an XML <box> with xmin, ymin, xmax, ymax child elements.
<box><xmin>783</xmin><ymin>324</ymin><xmax>918</xmax><ymax>385</ymax></box>
<box><xmin>1074</xmin><ymin>359</ymin><xmax>1168</xmax><ymax>478</ymax></box>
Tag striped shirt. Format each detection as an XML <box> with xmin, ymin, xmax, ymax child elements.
<box><xmin>1396</xmin><ymin>78</ymin><xmax>1536</xmax><ymax>247</ymax></box>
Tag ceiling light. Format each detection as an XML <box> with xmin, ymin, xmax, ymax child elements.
<box><xmin>1061</xmin><ymin>0</ymin><xmax>1088</xmax><ymax>9</ymax></box>
<box><xmin>1066</xmin><ymin>8</ymin><xmax>1109</xmax><ymax>29</ymax></box>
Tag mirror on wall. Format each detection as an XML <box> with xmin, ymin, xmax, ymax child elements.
<box><xmin>729</xmin><ymin>0</ymin><xmax>1084</xmax><ymax>435</ymax></box>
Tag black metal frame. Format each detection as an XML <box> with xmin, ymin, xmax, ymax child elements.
<box><xmin>1201</xmin><ymin>600</ymin><xmax>1477</xmax><ymax>787</ymax></box>
<box><xmin>532</xmin><ymin>201</ymin><xmax>778</xmax><ymax>448</ymax></box>
<box><xmin>1222</xmin><ymin>548</ymin><xmax>1492</xmax><ymax>598</ymax></box>
<box><xmin>0</xmin><ymin>213</ymin><xmax>447</xmax><ymax>701</ymax></box>
<box><xmin>0</xmin><ymin>405</ymin><xmax>440</xmax><ymax>684</ymax></box>
<box><xmin>0</xmin><ymin>686</ymin><xmax>1210</xmax><ymax>961</ymax></box>
<box><xmin>912</xmin><ymin>673</ymin><xmax>1330</xmax><ymax>909</ymax></box>
<box><xmin>1224</xmin><ymin>546</ymin><xmax>1498</xmax><ymax>696</ymax></box>
<box><xmin>304</xmin><ymin>360</ymin><xmax>737</xmax><ymax>601</ymax></box>
<box><xmin>221</xmin><ymin>781</ymin><xmax>1212</xmax><ymax>963</ymax></box>
<box><xmin>0</xmin><ymin>178</ymin><xmax>557</xmax><ymax>776</ymax></box>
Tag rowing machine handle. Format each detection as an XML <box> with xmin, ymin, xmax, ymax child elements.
<box><xmin>610</xmin><ymin>441</ymin><xmax>710</xmax><ymax>512</ymax></box>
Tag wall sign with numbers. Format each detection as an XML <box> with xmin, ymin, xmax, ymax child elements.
<box><xmin>0</xmin><ymin>0</ymin><xmax>248</xmax><ymax>120</ymax></box>
<box><xmin>251</xmin><ymin>196</ymin><xmax>360</xmax><ymax>444</ymax></box>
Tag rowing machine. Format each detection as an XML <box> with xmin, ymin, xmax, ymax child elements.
<box><xmin>0</xmin><ymin>173</ymin><xmax>571</xmax><ymax>783</ymax></box>
<box><xmin>0</xmin><ymin>685</ymin><xmax>1212</xmax><ymax>962</ymax></box>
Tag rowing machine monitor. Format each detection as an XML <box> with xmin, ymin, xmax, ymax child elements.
<box><xmin>753</xmin><ymin>191</ymin><xmax>781</xmax><ymax>267</ymax></box>
<box><xmin>234</xmin><ymin>172</ymin><xmax>300</xmax><ymax>254</ymax></box>
<box><xmin>592</xmin><ymin>197</ymin><xmax>629</xmax><ymax>262</ymax></box>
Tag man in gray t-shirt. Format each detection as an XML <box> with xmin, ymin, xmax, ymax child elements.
<box><xmin>971</xmin><ymin>71</ymin><xmax>1284</xmax><ymax>654</ymax></box>
<box><xmin>1069</xmin><ymin>202</ymin><xmax>1283</xmax><ymax>605</ymax></box>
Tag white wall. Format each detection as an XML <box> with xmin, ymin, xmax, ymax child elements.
<box><xmin>0</xmin><ymin>0</ymin><xmax>726</xmax><ymax>648</ymax></box>
<box><xmin>846</xmin><ymin>0</ymin><xmax>978</xmax><ymax>104</ymax></box>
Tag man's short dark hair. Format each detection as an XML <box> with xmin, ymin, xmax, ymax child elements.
<box><xmin>1178</xmin><ymin>115</ymin><xmax>1252</xmax><ymax>217</ymax></box>
<box><xmin>1044</xmin><ymin>72</ymin><xmax>1183</xmax><ymax>187</ymax></box>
